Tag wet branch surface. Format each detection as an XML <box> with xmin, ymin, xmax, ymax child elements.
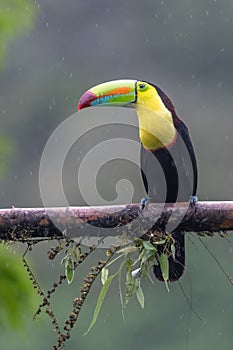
<box><xmin>0</xmin><ymin>201</ymin><xmax>233</xmax><ymax>241</ymax></box>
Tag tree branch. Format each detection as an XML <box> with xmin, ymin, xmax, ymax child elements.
<box><xmin>0</xmin><ymin>201</ymin><xmax>232</xmax><ymax>241</ymax></box>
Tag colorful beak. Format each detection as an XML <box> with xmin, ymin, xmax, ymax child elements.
<box><xmin>78</xmin><ymin>79</ymin><xmax>137</xmax><ymax>111</ymax></box>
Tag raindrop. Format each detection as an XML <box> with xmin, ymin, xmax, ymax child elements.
<box><xmin>206</xmin><ymin>10</ymin><xmax>209</xmax><ymax>16</ymax></box>
<box><xmin>70</xmin><ymin>73</ymin><xmax>73</xmax><ymax>78</ymax></box>
<box><xmin>46</xmin><ymin>22</ymin><xmax>49</xmax><ymax>28</ymax></box>
<box><xmin>29</xmin><ymin>171</ymin><xmax>32</xmax><ymax>176</ymax></box>
<box><xmin>220</xmin><ymin>48</ymin><xmax>224</xmax><ymax>53</ymax></box>
<box><xmin>95</xmin><ymin>23</ymin><xmax>98</xmax><ymax>28</ymax></box>
<box><xmin>218</xmin><ymin>81</ymin><xmax>223</xmax><ymax>88</ymax></box>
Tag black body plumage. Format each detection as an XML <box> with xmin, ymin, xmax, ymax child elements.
<box><xmin>140</xmin><ymin>85</ymin><xmax>198</xmax><ymax>281</ymax></box>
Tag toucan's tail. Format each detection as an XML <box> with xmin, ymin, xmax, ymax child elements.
<box><xmin>153</xmin><ymin>231</ymin><xmax>185</xmax><ymax>282</ymax></box>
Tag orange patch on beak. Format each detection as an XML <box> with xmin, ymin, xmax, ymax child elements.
<box><xmin>105</xmin><ymin>87</ymin><xmax>131</xmax><ymax>96</ymax></box>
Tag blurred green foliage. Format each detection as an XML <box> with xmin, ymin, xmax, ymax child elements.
<box><xmin>0</xmin><ymin>245</ymin><xmax>38</xmax><ymax>329</ymax></box>
<box><xmin>0</xmin><ymin>0</ymin><xmax>37</xmax><ymax>68</ymax></box>
<box><xmin>0</xmin><ymin>0</ymin><xmax>38</xmax><ymax>332</ymax></box>
<box><xmin>0</xmin><ymin>0</ymin><xmax>37</xmax><ymax>179</ymax></box>
<box><xmin>0</xmin><ymin>134</ymin><xmax>14</xmax><ymax>179</ymax></box>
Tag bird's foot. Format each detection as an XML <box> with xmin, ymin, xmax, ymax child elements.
<box><xmin>189</xmin><ymin>195</ymin><xmax>198</xmax><ymax>208</ymax></box>
<box><xmin>139</xmin><ymin>197</ymin><xmax>151</xmax><ymax>215</ymax></box>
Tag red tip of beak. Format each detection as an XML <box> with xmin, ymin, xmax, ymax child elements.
<box><xmin>78</xmin><ymin>91</ymin><xmax>97</xmax><ymax>111</ymax></box>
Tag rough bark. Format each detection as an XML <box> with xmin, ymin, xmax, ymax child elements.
<box><xmin>0</xmin><ymin>201</ymin><xmax>232</xmax><ymax>241</ymax></box>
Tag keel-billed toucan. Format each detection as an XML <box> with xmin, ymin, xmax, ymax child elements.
<box><xmin>78</xmin><ymin>80</ymin><xmax>198</xmax><ymax>282</ymax></box>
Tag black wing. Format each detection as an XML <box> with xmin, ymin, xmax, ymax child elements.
<box><xmin>140</xmin><ymin>120</ymin><xmax>198</xmax><ymax>203</ymax></box>
<box><xmin>140</xmin><ymin>119</ymin><xmax>198</xmax><ymax>282</ymax></box>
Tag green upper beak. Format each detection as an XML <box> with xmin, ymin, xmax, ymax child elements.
<box><xmin>78</xmin><ymin>79</ymin><xmax>137</xmax><ymax>111</ymax></box>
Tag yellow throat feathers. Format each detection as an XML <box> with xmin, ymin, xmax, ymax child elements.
<box><xmin>135</xmin><ymin>86</ymin><xmax>177</xmax><ymax>150</ymax></box>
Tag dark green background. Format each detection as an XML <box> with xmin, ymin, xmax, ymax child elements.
<box><xmin>1</xmin><ymin>0</ymin><xmax>233</xmax><ymax>349</ymax></box>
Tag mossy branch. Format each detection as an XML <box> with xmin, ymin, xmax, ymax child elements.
<box><xmin>0</xmin><ymin>201</ymin><xmax>233</xmax><ymax>241</ymax></box>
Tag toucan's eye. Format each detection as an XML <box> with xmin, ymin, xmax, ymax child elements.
<box><xmin>138</xmin><ymin>83</ymin><xmax>147</xmax><ymax>91</ymax></box>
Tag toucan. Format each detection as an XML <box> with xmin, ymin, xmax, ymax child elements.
<box><xmin>78</xmin><ymin>79</ymin><xmax>198</xmax><ymax>282</ymax></box>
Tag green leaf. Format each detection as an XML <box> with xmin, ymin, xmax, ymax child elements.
<box><xmin>105</xmin><ymin>253</ymin><xmax>124</xmax><ymax>268</ymax></box>
<box><xmin>74</xmin><ymin>245</ymin><xmax>81</xmax><ymax>260</ymax></box>
<box><xmin>141</xmin><ymin>249</ymin><xmax>156</xmax><ymax>264</ymax></box>
<box><xmin>152</xmin><ymin>239</ymin><xmax>167</xmax><ymax>245</ymax></box>
<box><xmin>171</xmin><ymin>243</ymin><xmax>176</xmax><ymax>260</ymax></box>
<box><xmin>118</xmin><ymin>265</ymin><xmax>125</xmax><ymax>320</ymax></box>
<box><xmin>125</xmin><ymin>256</ymin><xmax>135</xmax><ymax>303</ymax></box>
<box><xmin>65</xmin><ymin>257</ymin><xmax>74</xmax><ymax>285</ymax></box>
<box><xmin>142</xmin><ymin>241</ymin><xmax>156</xmax><ymax>251</ymax></box>
<box><xmin>101</xmin><ymin>267</ymin><xmax>109</xmax><ymax>285</ymax></box>
<box><xmin>118</xmin><ymin>245</ymin><xmax>138</xmax><ymax>253</ymax></box>
<box><xmin>159</xmin><ymin>253</ymin><xmax>170</xmax><ymax>292</ymax></box>
<box><xmin>85</xmin><ymin>259</ymin><xmax>126</xmax><ymax>335</ymax></box>
<box><xmin>135</xmin><ymin>281</ymin><xmax>144</xmax><ymax>309</ymax></box>
<box><xmin>84</xmin><ymin>274</ymin><xmax>114</xmax><ymax>335</ymax></box>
